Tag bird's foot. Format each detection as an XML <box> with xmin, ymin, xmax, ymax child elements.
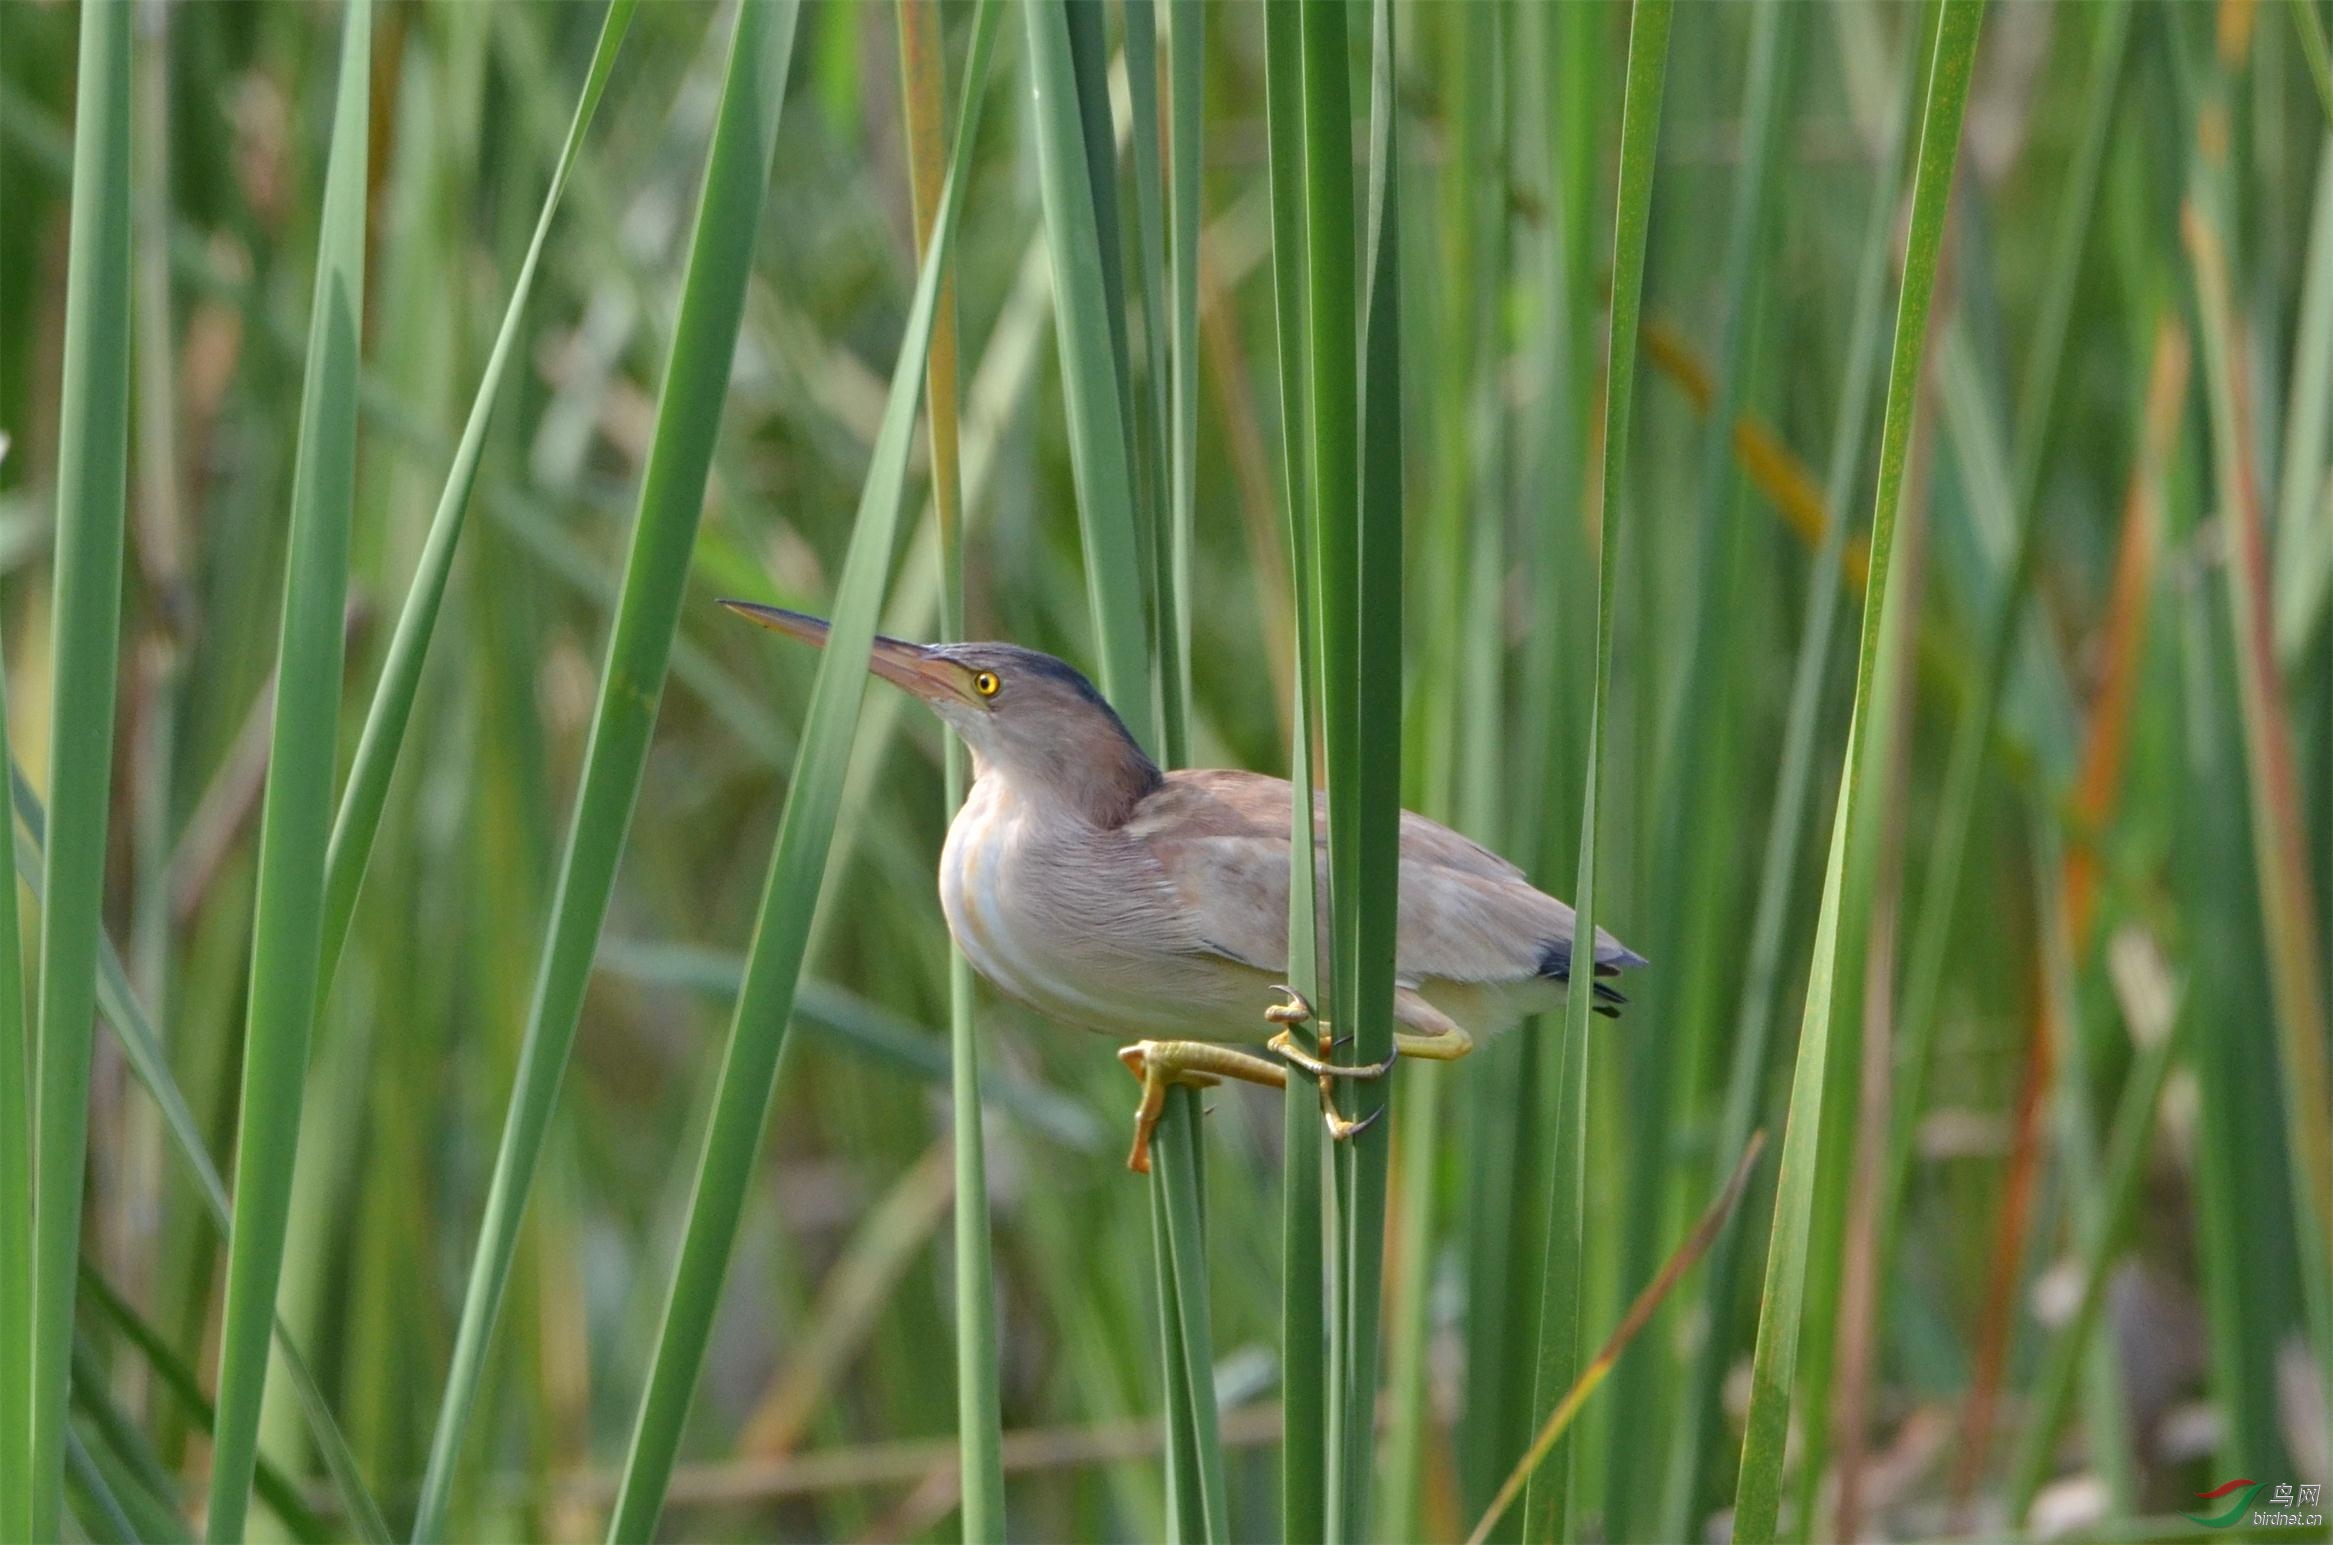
<box><xmin>1263</xmin><ymin>989</ymin><xmax>1397</xmax><ymax>1147</ymax></box>
<box><xmin>1267</xmin><ymin>1029</ymin><xmax>1397</xmax><ymax>1083</ymax></box>
<box><xmin>1117</xmin><ymin>1040</ymin><xmax>1288</xmax><ymax>1174</ymax></box>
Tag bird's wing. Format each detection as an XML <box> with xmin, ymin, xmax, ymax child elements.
<box><xmin>1122</xmin><ymin>771</ymin><xmax>1297</xmax><ymax>974</ymax></box>
<box><xmin>1127</xmin><ymin>770</ymin><xmax>1634</xmax><ymax>987</ymax></box>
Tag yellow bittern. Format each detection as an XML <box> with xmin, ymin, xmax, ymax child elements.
<box><xmin>725</xmin><ymin>602</ymin><xmax>1645</xmax><ymax>1172</ymax></box>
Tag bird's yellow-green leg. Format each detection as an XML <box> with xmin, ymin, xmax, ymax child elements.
<box><xmin>1116</xmin><ymin>1040</ymin><xmax>1288</xmax><ymax>1174</ymax></box>
<box><xmin>1393</xmin><ymin>1026</ymin><xmax>1475</xmax><ymax>1060</ymax></box>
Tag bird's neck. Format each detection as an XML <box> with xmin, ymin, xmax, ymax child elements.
<box><xmin>970</xmin><ymin>739</ymin><xmax>1162</xmax><ymax>830</ymax></box>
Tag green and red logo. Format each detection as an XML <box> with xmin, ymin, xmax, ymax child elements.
<box><xmin>2185</xmin><ymin>1478</ymin><xmax>2269</xmax><ymax>1528</ymax></box>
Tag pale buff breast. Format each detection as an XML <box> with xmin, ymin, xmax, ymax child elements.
<box><xmin>939</xmin><ymin>777</ymin><xmax>1275</xmax><ymax>1041</ymax></box>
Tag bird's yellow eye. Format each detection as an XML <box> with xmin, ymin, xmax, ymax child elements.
<box><xmin>972</xmin><ymin>670</ymin><xmax>1001</xmax><ymax>699</ymax></box>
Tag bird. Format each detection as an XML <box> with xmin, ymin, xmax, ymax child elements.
<box><xmin>723</xmin><ymin>601</ymin><xmax>1646</xmax><ymax>1172</ymax></box>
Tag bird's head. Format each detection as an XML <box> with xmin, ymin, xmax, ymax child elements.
<box><xmin>722</xmin><ymin>600</ymin><xmax>1162</xmax><ymax>823</ymax></box>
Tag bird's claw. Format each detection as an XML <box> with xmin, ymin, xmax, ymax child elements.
<box><xmin>1265</xmin><ymin>985</ymin><xmax>1313</xmax><ymax>1027</ymax></box>
<box><xmin>1324</xmin><ymin>1102</ymin><xmax>1384</xmax><ymax>1143</ymax></box>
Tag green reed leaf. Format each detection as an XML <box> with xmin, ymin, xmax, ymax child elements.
<box><xmin>412</xmin><ymin>4</ymin><xmax>802</xmax><ymax>1534</ymax></box>
<box><xmin>205</xmin><ymin>2</ymin><xmax>373</xmax><ymax>1532</ymax></box>
<box><xmin>318</xmin><ymin>0</ymin><xmax>636</xmax><ymax>998</ymax></box>
<box><xmin>893</xmin><ymin>3</ymin><xmax>1003</xmax><ymax>1530</ymax></box>
<box><xmin>1732</xmin><ymin>6</ymin><xmax>1985</xmax><ymax>1539</ymax></box>
<box><xmin>603</xmin><ymin>5</ymin><xmax>998</xmax><ymax>1533</ymax></box>
<box><xmin>1021</xmin><ymin>0</ymin><xmax>1157</xmax><ymax>754</ymax></box>
<box><xmin>1521</xmin><ymin>1</ymin><xmax>1670</xmax><ymax>1538</ymax></box>
<box><xmin>26</xmin><ymin>3</ymin><xmax>132</xmax><ymax>1536</ymax></box>
<box><xmin>10</xmin><ymin>770</ymin><xmax>389</xmax><ymax>1541</ymax></box>
<box><xmin>1263</xmin><ymin>2</ymin><xmax>1328</xmax><ymax>1536</ymax></box>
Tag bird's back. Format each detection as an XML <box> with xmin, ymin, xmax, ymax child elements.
<box><xmin>1126</xmin><ymin>769</ymin><xmax>1643</xmax><ymax>1003</ymax></box>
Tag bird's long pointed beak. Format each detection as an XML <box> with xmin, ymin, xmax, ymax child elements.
<box><xmin>719</xmin><ymin>600</ymin><xmax>968</xmax><ymax>704</ymax></box>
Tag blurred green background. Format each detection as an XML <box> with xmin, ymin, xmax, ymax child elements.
<box><xmin>1</xmin><ymin>0</ymin><xmax>2329</xmax><ymax>1539</ymax></box>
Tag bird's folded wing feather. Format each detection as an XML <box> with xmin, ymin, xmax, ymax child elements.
<box><xmin>1126</xmin><ymin>769</ymin><xmax>1608</xmax><ymax>986</ymax></box>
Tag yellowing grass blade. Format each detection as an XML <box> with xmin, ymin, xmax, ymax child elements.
<box><xmin>1472</xmin><ymin>1135</ymin><xmax>1765</xmax><ymax>1545</ymax></box>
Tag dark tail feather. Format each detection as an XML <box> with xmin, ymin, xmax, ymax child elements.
<box><xmin>1541</xmin><ymin>936</ymin><xmax>1646</xmax><ymax>1019</ymax></box>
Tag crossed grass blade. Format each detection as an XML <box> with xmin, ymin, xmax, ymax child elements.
<box><xmin>1731</xmin><ymin>5</ymin><xmax>1986</xmax><ymax>1539</ymax></box>
<box><xmin>1474</xmin><ymin>1135</ymin><xmax>1766</xmax><ymax>1545</ymax></box>
<box><xmin>603</xmin><ymin>4</ymin><xmax>1000</xmax><ymax>1533</ymax></box>
<box><xmin>80</xmin><ymin>1264</ymin><xmax>327</xmax><ymax>1541</ymax></box>
<box><xmin>412</xmin><ymin>3</ymin><xmax>803</xmax><ymax>1533</ymax></box>
<box><xmin>9</xmin><ymin>768</ymin><xmax>392</xmax><ymax>1542</ymax></box>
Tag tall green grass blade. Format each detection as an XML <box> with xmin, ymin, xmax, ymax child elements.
<box><xmin>1023</xmin><ymin>3</ymin><xmax>1199</xmax><ymax>1531</ymax></box>
<box><xmin>204</xmin><ymin>3</ymin><xmax>373</xmax><ymax>1533</ymax></box>
<box><xmin>1153</xmin><ymin>1088</ymin><xmax>1229</xmax><ymax>1542</ymax></box>
<box><xmin>0</xmin><ymin>600</ymin><xmax>32</xmax><ymax>1545</ymax></box>
<box><xmin>318</xmin><ymin>0</ymin><xmax>636</xmax><ymax>996</ymax></box>
<box><xmin>1291</xmin><ymin>0</ymin><xmax>1395</xmax><ymax>1530</ymax></box>
<box><xmin>893</xmin><ymin>1</ymin><xmax>1003</xmax><ymax>1533</ymax></box>
<box><xmin>1022</xmin><ymin>0</ymin><xmax>1158</xmax><ymax>754</ymax></box>
<box><xmin>412</xmin><ymin>4</ymin><xmax>803</xmax><ymax>1533</ymax></box>
<box><xmin>1608</xmin><ymin>8</ymin><xmax>1792</xmax><ymax>1531</ymax></box>
<box><xmin>1519</xmin><ymin>2</ymin><xmax>1670</xmax><ymax>1539</ymax></box>
<box><xmin>1165</xmin><ymin>0</ymin><xmax>1202</xmax><ymax>760</ymax></box>
<box><xmin>80</xmin><ymin>1265</ymin><xmax>326</xmax><ymax>1542</ymax></box>
<box><xmin>27</xmin><ymin>2</ymin><xmax>133</xmax><ymax>1537</ymax></box>
<box><xmin>1884</xmin><ymin>2</ymin><xmax>2126</xmax><ymax>1275</ymax></box>
<box><xmin>1731</xmin><ymin>6</ymin><xmax>1985</xmax><ymax>1539</ymax></box>
<box><xmin>1061</xmin><ymin>0</ymin><xmax>1136</xmax><ymax>492</ymax></box>
<box><xmin>1336</xmin><ymin>2</ymin><xmax>1404</xmax><ymax>1536</ymax></box>
<box><xmin>10</xmin><ymin>772</ymin><xmax>390</xmax><ymax>1542</ymax></box>
<box><xmin>1123</xmin><ymin>0</ymin><xmax>1182</xmax><ymax>765</ymax></box>
<box><xmin>602</xmin><ymin>7</ymin><xmax>998</xmax><ymax>1533</ymax></box>
<box><xmin>1660</xmin><ymin>18</ymin><xmax>1915</xmax><ymax>1531</ymax></box>
<box><xmin>1263</xmin><ymin>2</ymin><xmax>1327</xmax><ymax>1535</ymax></box>
<box><xmin>1150</xmin><ymin>1165</ymin><xmax>1201</xmax><ymax>1542</ymax></box>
